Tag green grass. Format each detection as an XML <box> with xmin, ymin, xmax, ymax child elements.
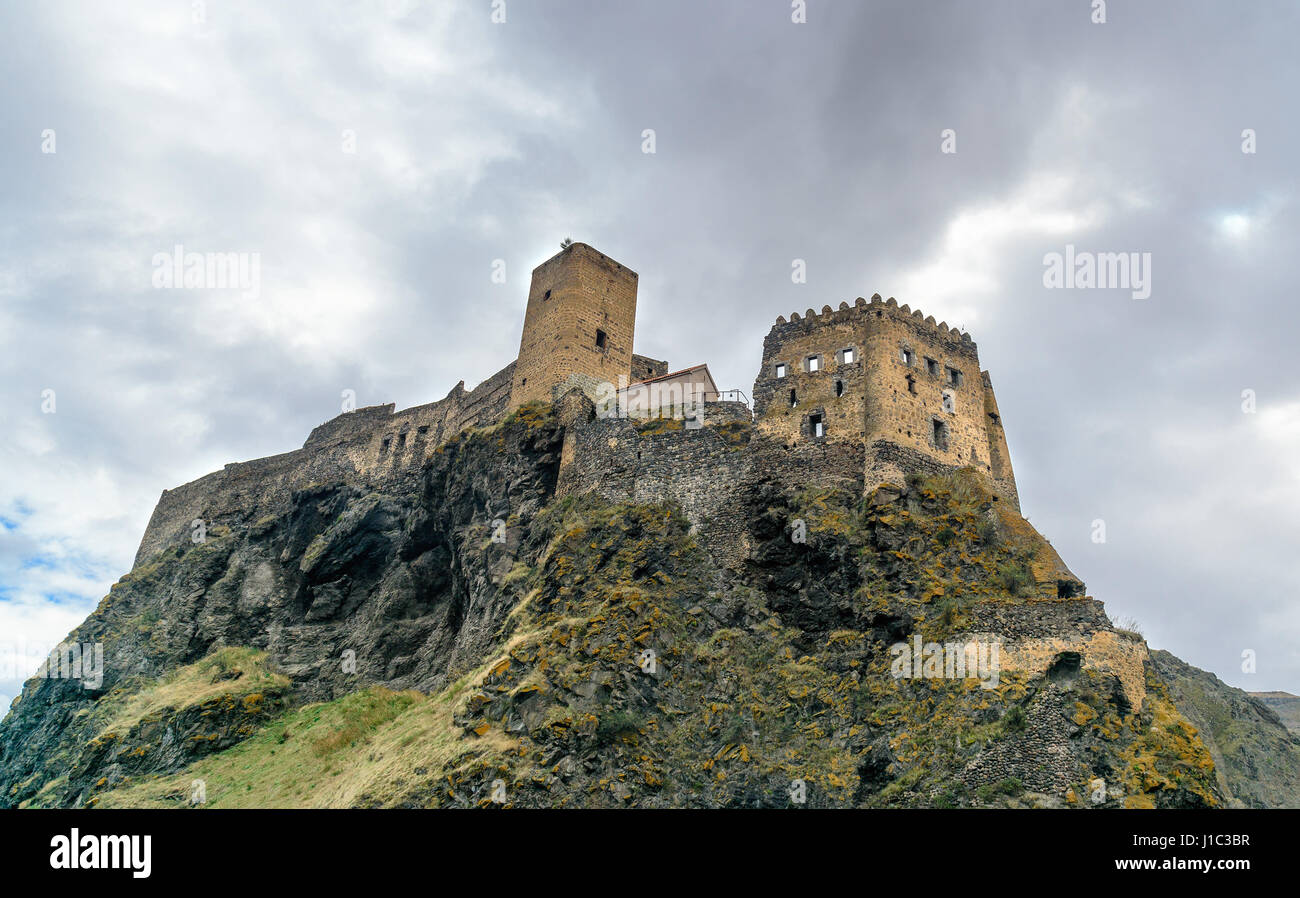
<box><xmin>95</xmin><ymin>687</ymin><xmax>450</xmax><ymax>808</ymax></box>
<box><xmin>96</xmin><ymin>647</ymin><xmax>288</xmax><ymax>739</ymax></box>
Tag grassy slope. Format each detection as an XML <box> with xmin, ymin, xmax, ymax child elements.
<box><xmin>96</xmin><ymin>647</ymin><xmax>288</xmax><ymax>740</ymax></box>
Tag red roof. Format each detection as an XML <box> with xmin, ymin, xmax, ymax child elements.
<box><xmin>628</xmin><ymin>363</ymin><xmax>712</xmax><ymax>387</ymax></box>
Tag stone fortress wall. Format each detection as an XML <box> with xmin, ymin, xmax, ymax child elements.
<box><xmin>135</xmin><ymin>361</ymin><xmax>515</xmax><ymax>565</ymax></box>
<box><xmin>752</xmin><ymin>294</ymin><xmax>1019</xmax><ymax>510</ymax></box>
<box><xmin>553</xmin><ymin>390</ymin><xmax>864</xmax><ymax>564</ymax></box>
<box><xmin>631</xmin><ymin>353</ymin><xmax>669</xmax><ymax>382</ymax></box>
<box><xmin>136</xmin><ymin>244</ymin><xmax>653</xmax><ymax>566</ymax></box>
<box><xmin>138</xmin><ymin>244</ymin><xmax>1024</xmax><ymax>570</ymax></box>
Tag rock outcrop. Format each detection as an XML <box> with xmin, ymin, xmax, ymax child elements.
<box><xmin>1154</xmin><ymin>652</ymin><xmax>1300</xmax><ymax>808</ymax></box>
<box><xmin>1248</xmin><ymin>691</ymin><xmax>1300</xmax><ymax>736</ymax></box>
<box><xmin>0</xmin><ymin>398</ymin><xmax>1291</xmax><ymax>808</ymax></box>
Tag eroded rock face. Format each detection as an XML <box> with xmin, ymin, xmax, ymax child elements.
<box><xmin>1153</xmin><ymin>650</ymin><xmax>1300</xmax><ymax>809</ymax></box>
<box><xmin>399</xmin><ymin>482</ymin><xmax>1218</xmax><ymax>810</ymax></box>
<box><xmin>0</xmin><ymin>411</ymin><xmax>564</xmax><ymax>808</ymax></box>
<box><xmin>0</xmin><ymin>405</ymin><xmax>1280</xmax><ymax>809</ymax></box>
<box><xmin>1250</xmin><ymin>691</ymin><xmax>1300</xmax><ymax>736</ymax></box>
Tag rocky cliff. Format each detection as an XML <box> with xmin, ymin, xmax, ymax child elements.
<box><xmin>1153</xmin><ymin>654</ymin><xmax>1300</xmax><ymax>808</ymax></box>
<box><xmin>0</xmin><ymin>398</ymin><xmax>1292</xmax><ymax>808</ymax></box>
<box><xmin>1248</xmin><ymin>691</ymin><xmax>1300</xmax><ymax>736</ymax></box>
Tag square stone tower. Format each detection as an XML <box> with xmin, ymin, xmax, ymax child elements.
<box><xmin>508</xmin><ymin>243</ymin><xmax>639</xmax><ymax>409</ymax></box>
<box><xmin>751</xmin><ymin>295</ymin><xmax>1019</xmax><ymax>510</ymax></box>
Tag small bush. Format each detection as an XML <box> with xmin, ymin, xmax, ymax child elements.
<box><xmin>720</xmin><ymin>713</ymin><xmax>751</xmax><ymax>745</ymax></box>
<box><xmin>595</xmin><ymin>710</ymin><xmax>644</xmax><ymax>745</ymax></box>
<box><xmin>996</xmin><ymin>560</ymin><xmax>1034</xmax><ymax>596</ymax></box>
<box><xmin>1112</xmin><ymin>615</ymin><xmax>1144</xmax><ymax>639</ymax></box>
<box><xmin>975</xmin><ymin>777</ymin><xmax>1024</xmax><ymax>801</ymax></box>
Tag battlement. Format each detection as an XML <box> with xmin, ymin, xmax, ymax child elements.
<box><xmin>773</xmin><ymin>294</ymin><xmax>975</xmax><ymax>350</ymax></box>
<box><xmin>753</xmin><ymin>292</ymin><xmax>1018</xmax><ymax>510</ymax></box>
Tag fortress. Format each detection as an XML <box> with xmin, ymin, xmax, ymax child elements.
<box><xmin>86</xmin><ymin>241</ymin><xmax>1175</xmax><ymax>795</ymax></box>
<box><xmin>17</xmin><ymin>239</ymin><xmax>1261</xmax><ymax>814</ymax></box>
<box><xmin>136</xmin><ymin>242</ymin><xmax>1021</xmax><ymax>564</ymax></box>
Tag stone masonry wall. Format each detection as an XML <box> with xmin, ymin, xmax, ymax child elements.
<box><xmin>556</xmin><ymin>391</ymin><xmax>862</xmax><ymax>566</ymax></box>
<box><xmin>137</xmin><ymin>362</ymin><xmax>517</xmax><ymax>565</ymax></box>
<box><xmin>981</xmin><ymin>371</ymin><xmax>1018</xmax><ymax>507</ymax></box>
<box><xmin>752</xmin><ymin>294</ymin><xmax>1018</xmax><ymax>504</ymax></box>
<box><xmin>752</xmin><ymin>305</ymin><xmax>867</xmax><ymax>446</ymax></box>
<box><xmin>631</xmin><ymin>353</ymin><xmax>668</xmax><ymax>382</ymax></box>
<box><xmin>859</xmin><ymin>299</ymin><xmax>984</xmax><ymax>468</ymax></box>
<box><xmin>965</xmin><ymin>600</ymin><xmax>1149</xmax><ymax>711</ymax></box>
<box><xmin>508</xmin><ymin>243</ymin><xmax>638</xmax><ymax>409</ymax></box>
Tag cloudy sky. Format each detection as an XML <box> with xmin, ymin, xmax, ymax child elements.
<box><xmin>1</xmin><ymin>0</ymin><xmax>1296</xmax><ymax>708</ymax></box>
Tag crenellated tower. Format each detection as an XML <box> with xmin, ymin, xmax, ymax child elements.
<box><xmin>751</xmin><ymin>294</ymin><xmax>1019</xmax><ymax>509</ymax></box>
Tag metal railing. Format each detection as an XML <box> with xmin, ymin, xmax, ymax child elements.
<box><xmin>714</xmin><ymin>389</ymin><xmax>750</xmax><ymax>406</ymax></box>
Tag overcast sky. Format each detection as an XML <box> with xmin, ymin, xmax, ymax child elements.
<box><xmin>1</xmin><ymin>0</ymin><xmax>1296</xmax><ymax>709</ymax></box>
